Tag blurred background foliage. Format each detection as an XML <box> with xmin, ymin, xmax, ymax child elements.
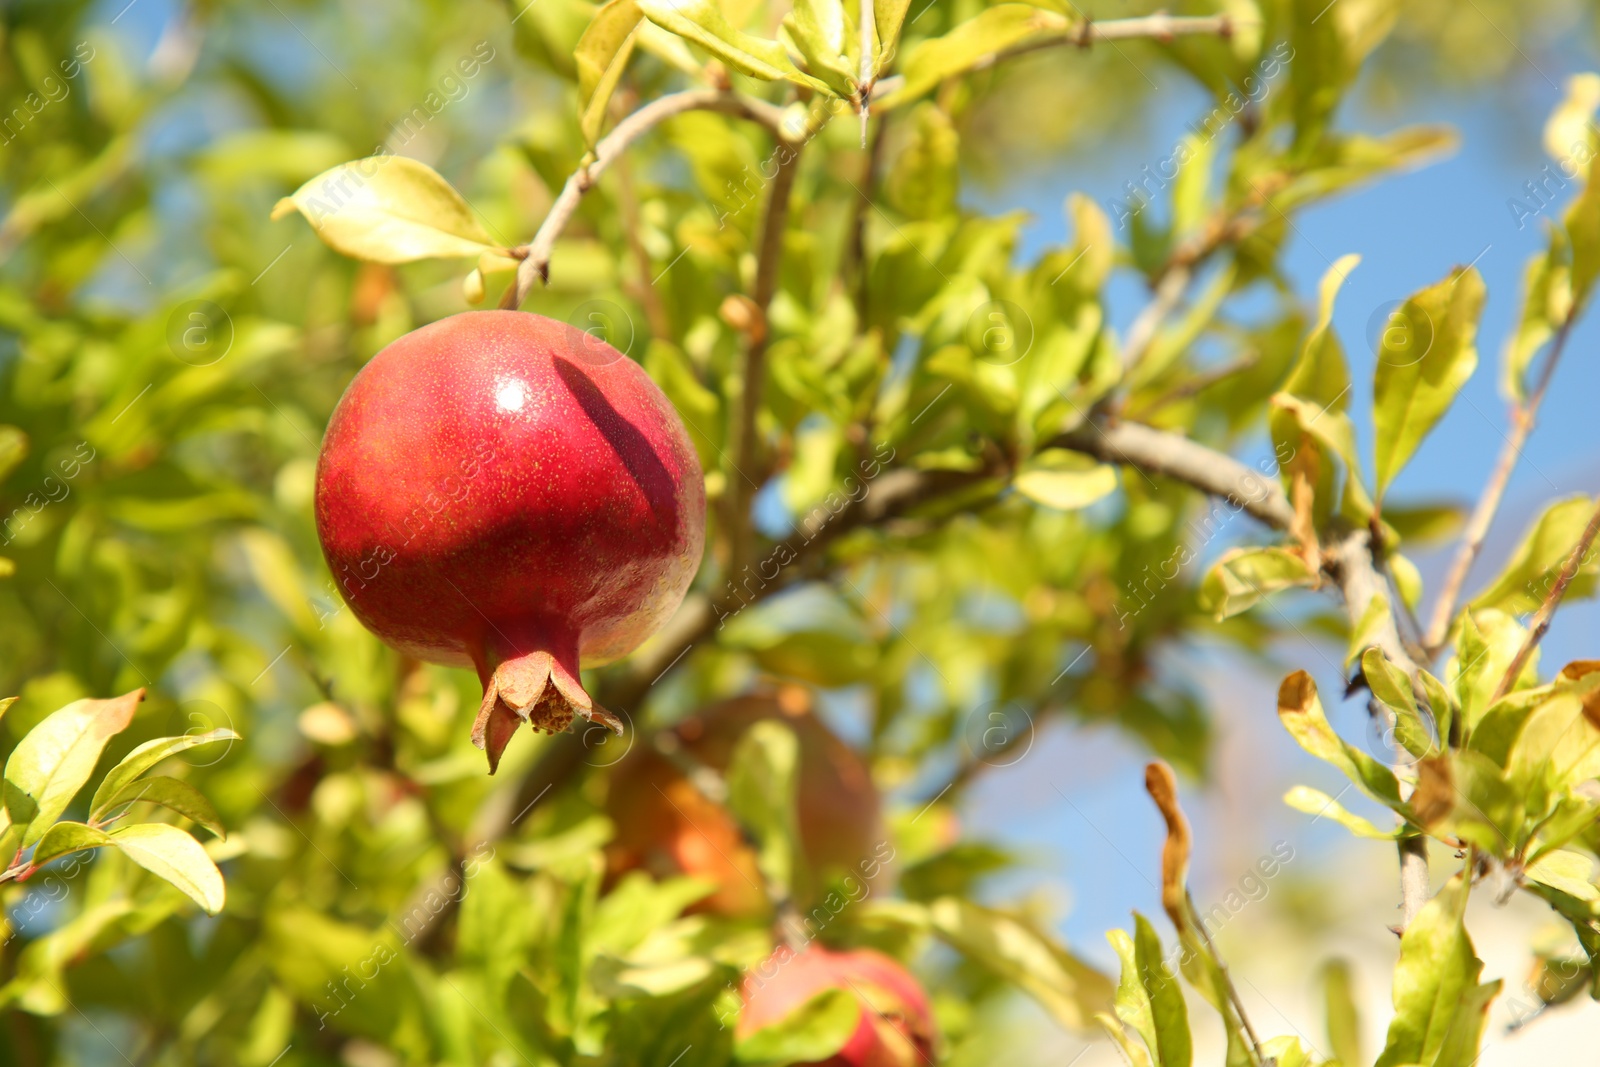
<box><xmin>2</xmin><ymin>0</ymin><xmax>1600</xmax><ymax>1064</ymax></box>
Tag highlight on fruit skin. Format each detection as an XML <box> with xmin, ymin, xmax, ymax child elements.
<box><xmin>314</xmin><ymin>310</ymin><xmax>705</xmax><ymax>772</ymax></box>
<box><xmin>738</xmin><ymin>944</ymin><xmax>937</xmax><ymax>1067</ymax></box>
<box><xmin>605</xmin><ymin>687</ymin><xmax>889</xmax><ymax>917</ymax></box>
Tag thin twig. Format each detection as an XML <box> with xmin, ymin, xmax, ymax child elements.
<box><xmin>726</xmin><ymin>143</ymin><xmax>804</xmax><ymax>578</ymax></box>
<box><xmin>500</xmin><ymin>89</ymin><xmax>789</xmax><ymax>308</ymax></box>
<box><xmin>1491</xmin><ymin>496</ymin><xmax>1600</xmax><ymax>702</ymax></box>
<box><xmin>1184</xmin><ymin>892</ymin><xmax>1268</xmax><ymax>1066</ymax></box>
<box><xmin>1122</xmin><ymin>263</ymin><xmax>1191</xmax><ymax>376</ymax></box>
<box><xmin>1423</xmin><ymin>314</ymin><xmax>1578</xmax><ymax>652</ymax></box>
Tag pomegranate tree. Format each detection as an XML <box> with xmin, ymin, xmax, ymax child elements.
<box><xmin>315</xmin><ymin>310</ymin><xmax>704</xmax><ymax>771</ymax></box>
<box><xmin>739</xmin><ymin>945</ymin><xmax>936</xmax><ymax>1067</ymax></box>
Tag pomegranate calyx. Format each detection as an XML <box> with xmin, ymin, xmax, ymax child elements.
<box><xmin>471</xmin><ymin>647</ymin><xmax>624</xmax><ymax>774</ymax></box>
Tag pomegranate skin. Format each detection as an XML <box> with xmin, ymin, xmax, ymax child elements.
<box><xmin>739</xmin><ymin>946</ymin><xmax>936</xmax><ymax>1067</ymax></box>
<box><xmin>315</xmin><ymin>310</ymin><xmax>704</xmax><ymax>771</ymax></box>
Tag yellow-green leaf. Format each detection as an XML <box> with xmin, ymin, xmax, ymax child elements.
<box><xmin>734</xmin><ymin>987</ymin><xmax>857</xmax><ymax>1063</ymax></box>
<box><xmin>1199</xmin><ymin>547</ymin><xmax>1317</xmax><ymax>620</ymax></box>
<box><xmin>89</xmin><ymin>728</ymin><xmax>240</xmax><ymax>815</ymax></box>
<box><xmin>929</xmin><ymin>897</ymin><xmax>1113</xmax><ymax>1032</ymax></box>
<box><xmin>1373</xmin><ymin>267</ymin><xmax>1486</xmax><ymax>497</ymax></box>
<box><xmin>1373</xmin><ymin>874</ymin><xmax>1485</xmax><ymax>1067</ymax></box>
<box><xmin>4</xmin><ymin>689</ymin><xmax>142</xmax><ymax>848</ymax></box>
<box><xmin>1284</xmin><ymin>785</ymin><xmax>1399</xmax><ymax>839</ymax></box>
<box><xmin>636</xmin><ymin>0</ymin><xmax>827</xmax><ymax>89</ymax></box>
<box><xmin>110</xmin><ymin>822</ymin><xmax>226</xmax><ymax>915</ymax></box>
<box><xmin>1503</xmin><ymin>233</ymin><xmax>1572</xmax><ymax>403</ymax></box>
<box><xmin>726</xmin><ymin>720</ymin><xmax>800</xmax><ymax>898</ymax></box>
<box><xmin>1014</xmin><ymin>452</ymin><xmax>1117</xmax><ymax>511</ymax></box>
<box><xmin>878</xmin><ymin>5</ymin><xmax>1068</xmax><ymax>108</ymax></box>
<box><xmin>1543</xmin><ymin>72</ymin><xmax>1600</xmax><ymax>164</ymax></box>
<box><xmin>271</xmin><ymin>156</ymin><xmax>499</xmax><ymax>263</ymax></box>
<box><xmin>31</xmin><ymin>821</ymin><xmax>113</xmax><ymax>868</ymax></box>
<box><xmin>577</xmin><ymin>0</ymin><xmax>644</xmax><ymax>144</ymax></box>
<box><xmin>1469</xmin><ymin>495</ymin><xmax>1598</xmax><ymax>615</ymax></box>
<box><xmin>100</xmin><ymin>776</ymin><xmax>225</xmax><ymax>837</ymax></box>
<box><xmin>1277</xmin><ymin>671</ymin><xmax>1403</xmax><ymax>807</ymax></box>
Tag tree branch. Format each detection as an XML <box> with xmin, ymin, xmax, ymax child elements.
<box><xmin>1050</xmin><ymin>417</ymin><xmax>1443</xmax><ymax>927</ymax></box>
<box><xmin>1050</xmin><ymin>419</ymin><xmax>1295</xmax><ymax>530</ymax></box>
<box><xmin>500</xmin><ymin>89</ymin><xmax>789</xmax><ymax>308</ymax></box>
<box><xmin>1423</xmin><ymin>314</ymin><xmax>1578</xmax><ymax>653</ymax></box>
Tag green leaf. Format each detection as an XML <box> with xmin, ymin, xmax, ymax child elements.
<box><xmin>1283</xmin><ymin>254</ymin><xmax>1360</xmax><ymax>408</ymax></box>
<box><xmin>98</xmin><ymin>776</ymin><xmax>225</xmax><ymax>837</ymax></box>
<box><xmin>1503</xmin><ymin>233</ymin><xmax>1572</xmax><ymax>403</ymax></box>
<box><xmin>4</xmin><ymin>689</ymin><xmax>142</xmax><ymax>848</ymax></box>
<box><xmin>1384</xmin><ymin>502</ymin><xmax>1468</xmax><ymax>546</ymax></box>
<box><xmin>1524</xmin><ymin>850</ymin><xmax>1600</xmax><ymax>902</ymax></box>
<box><xmin>1271</xmin><ymin>391</ymin><xmax>1374</xmax><ymax>521</ymax></box>
<box><xmin>782</xmin><ymin>0</ymin><xmax>858</xmax><ymax>98</ymax></box>
<box><xmin>1283</xmin><ymin>785</ymin><xmax>1399</xmax><ymax>839</ymax></box>
<box><xmin>1107</xmin><ymin>914</ymin><xmax>1190</xmax><ymax>1067</ymax></box>
<box><xmin>0</xmin><ymin>425</ymin><xmax>26</xmax><ymax>483</ymax></box>
<box><xmin>1543</xmin><ymin>72</ymin><xmax>1600</xmax><ymax>163</ymax></box>
<box><xmin>1372</xmin><ymin>267</ymin><xmax>1486</xmax><ymax>497</ymax></box>
<box><xmin>872</xmin><ymin>0</ymin><xmax>912</xmax><ymax>70</ymax></box>
<box><xmin>1374</xmin><ymin>874</ymin><xmax>1483</xmax><ymax>1067</ymax></box>
<box><xmin>733</xmin><ymin>987</ymin><xmax>857</xmax><ymax>1063</ymax></box>
<box><xmin>1347</xmin><ymin>592</ymin><xmax>1392</xmax><ymax>669</ymax></box>
<box><xmin>110</xmin><ymin>822</ymin><xmax>226</xmax><ymax>915</ymax></box>
<box><xmin>636</xmin><ymin>0</ymin><xmax>826</xmax><ymax>88</ymax></box>
<box><xmin>1362</xmin><ymin>647</ymin><xmax>1433</xmax><ymax>758</ymax></box>
<box><xmin>1567</xmin><ymin>144</ymin><xmax>1600</xmax><ymax>307</ymax></box>
<box><xmin>928</xmin><ymin>897</ymin><xmax>1113</xmax><ymax>1032</ymax></box>
<box><xmin>271</xmin><ymin>156</ymin><xmax>502</xmax><ymax>263</ymax></box>
<box><xmin>30</xmin><ymin>821</ymin><xmax>113</xmax><ymax>867</ymax></box>
<box><xmin>1198</xmin><ymin>547</ymin><xmax>1318</xmax><ymax>621</ymax></box>
<box><xmin>1014</xmin><ymin>452</ymin><xmax>1118</xmax><ymax>511</ymax></box>
<box><xmin>576</xmin><ymin>0</ymin><xmax>643</xmax><ymax>145</ymax></box>
<box><xmin>1277</xmin><ymin>672</ymin><xmax>1404</xmax><ymax>807</ymax></box>
<box><xmin>1411</xmin><ymin>751</ymin><xmax>1522</xmax><ymax>858</ymax></box>
<box><xmin>1435</xmin><ymin>980</ymin><xmax>1502</xmax><ymax>1067</ymax></box>
<box><xmin>89</xmin><ymin>728</ymin><xmax>239</xmax><ymax>814</ymax></box>
<box><xmin>1470</xmin><ymin>495</ymin><xmax>1599</xmax><ymax>616</ymax></box>
<box><xmin>1321</xmin><ymin>959</ymin><xmax>1363</xmax><ymax>1067</ymax></box>
<box><xmin>878</xmin><ymin>5</ymin><xmax>1068</xmax><ymax>108</ymax></box>
<box><xmin>726</xmin><ymin>719</ymin><xmax>801</xmax><ymax>900</ymax></box>
<box><xmin>1451</xmin><ymin>610</ymin><xmax>1535</xmax><ymax>734</ymax></box>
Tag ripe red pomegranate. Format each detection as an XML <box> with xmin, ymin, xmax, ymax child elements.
<box><xmin>739</xmin><ymin>945</ymin><xmax>936</xmax><ymax>1067</ymax></box>
<box><xmin>315</xmin><ymin>310</ymin><xmax>704</xmax><ymax>771</ymax></box>
<box><xmin>605</xmin><ymin>689</ymin><xmax>888</xmax><ymax>916</ymax></box>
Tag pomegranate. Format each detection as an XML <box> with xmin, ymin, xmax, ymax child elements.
<box><xmin>605</xmin><ymin>689</ymin><xmax>888</xmax><ymax>916</ymax></box>
<box><xmin>739</xmin><ymin>945</ymin><xmax>936</xmax><ymax>1067</ymax></box>
<box><xmin>315</xmin><ymin>310</ymin><xmax>704</xmax><ymax>771</ymax></box>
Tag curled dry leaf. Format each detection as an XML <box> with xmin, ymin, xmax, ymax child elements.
<box><xmin>1143</xmin><ymin>761</ymin><xmax>1191</xmax><ymax>934</ymax></box>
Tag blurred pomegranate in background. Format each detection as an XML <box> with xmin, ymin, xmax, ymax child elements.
<box><xmin>605</xmin><ymin>687</ymin><xmax>888</xmax><ymax>916</ymax></box>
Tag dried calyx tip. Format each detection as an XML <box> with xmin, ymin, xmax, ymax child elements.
<box><xmin>471</xmin><ymin>649</ymin><xmax>623</xmax><ymax>773</ymax></box>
